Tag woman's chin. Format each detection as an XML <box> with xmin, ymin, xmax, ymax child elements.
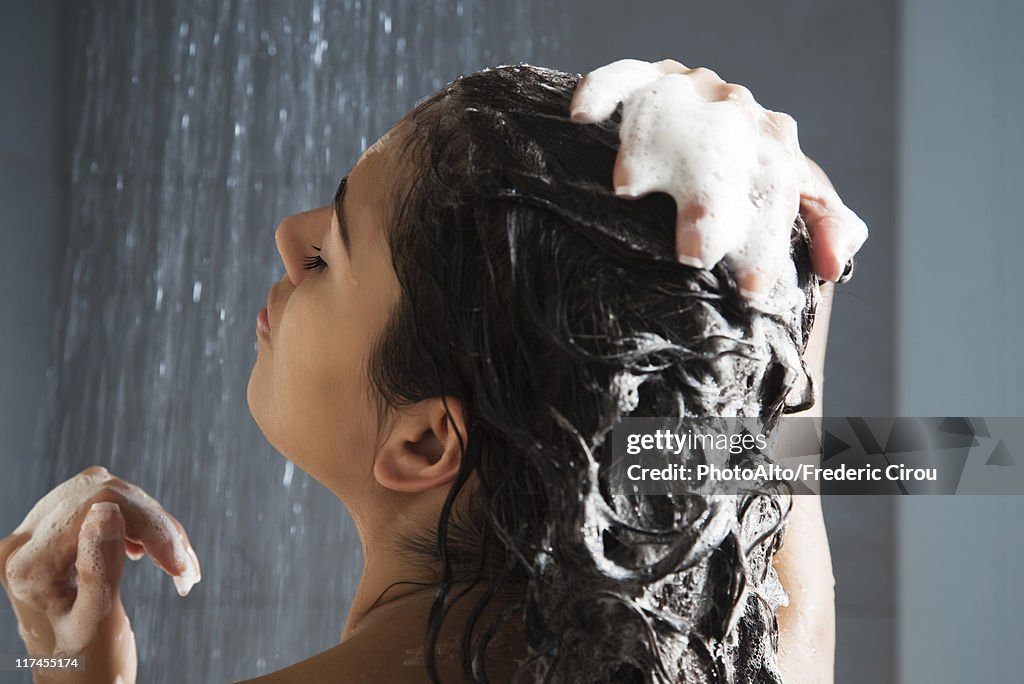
<box><xmin>246</xmin><ymin>368</ymin><xmax>267</xmax><ymax>433</ymax></box>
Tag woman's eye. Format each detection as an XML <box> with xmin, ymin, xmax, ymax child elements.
<box><xmin>302</xmin><ymin>245</ymin><xmax>327</xmax><ymax>271</ymax></box>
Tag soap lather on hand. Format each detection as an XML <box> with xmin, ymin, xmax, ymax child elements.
<box><xmin>569</xmin><ymin>58</ymin><xmax>868</xmax><ymax>299</ymax></box>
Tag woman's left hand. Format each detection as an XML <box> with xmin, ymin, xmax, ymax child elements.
<box><xmin>570</xmin><ymin>58</ymin><xmax>868</xmax><ymax>296</ymax></box>
<box><xmin>0</xmin><ymin>466</ymin><xmax>201</xmax><ymax>683</ymax></box>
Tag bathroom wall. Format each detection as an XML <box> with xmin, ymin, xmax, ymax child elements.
<box><xmin>896</xmin><ymin>0</ymin><xmax>1024</xmax><ymax>682</ymax></box>
<box><xmin>0</xmin><ymin>0</ymin><xmax>65</xmax><ymax>666</ymax></box>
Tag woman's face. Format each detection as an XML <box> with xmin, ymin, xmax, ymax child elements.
<box><xmin>247</xmin><ymin>125</ymin><xmax>403</xmax><ymax>502</ymax></box>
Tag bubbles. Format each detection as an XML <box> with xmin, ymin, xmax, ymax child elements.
<box><xmin>573</xmin><ymin>60</ymin><xmax>806</xmax><ymax>301</ymax></box>
<box><xmin>614</xmin><ymin>371</ymin><xmax>645</xmax><ymax>414</ymax></box>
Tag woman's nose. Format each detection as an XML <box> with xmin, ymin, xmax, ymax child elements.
<box><xmin>274</xmin><ymin>205</ymin><xmax>334</xmax><ymax>287</ymax></box>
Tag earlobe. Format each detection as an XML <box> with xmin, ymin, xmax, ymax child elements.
<box><xmin>373</xmin><ymin>397</ymin><xmax>468</xmax><ymax>494</ymax></box>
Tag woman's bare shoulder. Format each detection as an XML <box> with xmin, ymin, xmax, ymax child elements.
<box><xmin>236</xmin><ymin>592</ymin><xmax>528</xmax><ymax>683</ymax></box>
<box><xmin>235</xmin><ymin>629</ymin><xmax>529</xmax><ymax>683</ymax></box>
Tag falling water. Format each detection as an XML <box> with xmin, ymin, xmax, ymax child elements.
<box><xmin>36</xmin><ymin>2</ymin><xmax>565</xmax><ymax>681</ymax></box>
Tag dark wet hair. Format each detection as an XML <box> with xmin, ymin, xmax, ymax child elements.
<box><xmin>366</xmin><ymin>64</ymin><xmax>820</xmax><ymax>683</ymax></box>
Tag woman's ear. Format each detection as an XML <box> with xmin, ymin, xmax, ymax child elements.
<box><xmin>373</xmin><ymin>397</ymin><xmax>468</xmax><ymax>494</ymax></box>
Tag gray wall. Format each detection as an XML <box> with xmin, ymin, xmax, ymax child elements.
<box><xmin>0</xmin><ymin>0</ymin><xmax>64</xmax><ymax>666</ymax></box>
<box><xmin>897</xmin><ymin>1</ymin><xmax>1024</xmax><ymax>682</ymax></box>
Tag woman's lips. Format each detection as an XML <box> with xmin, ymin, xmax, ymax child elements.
<box><xmin>256</xmin><ymin>305</ymin><xmax>271</xmax><ymax>338</ymax></box>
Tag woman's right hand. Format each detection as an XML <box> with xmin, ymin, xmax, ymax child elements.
<box><xmin>0</xmin><ymin>466</ymin><xmax>201</xmax><ymax>683</ymax></box>
<box><xmin>570</xmin><ymin>58</ymin><xmax>869</xmax><ymax>296</ymax></box>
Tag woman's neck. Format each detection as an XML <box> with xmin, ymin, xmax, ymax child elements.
<box><xmin>342</xmin><ymin>543</ymin><xmax>504</xmax><ymax>642</ymax></box>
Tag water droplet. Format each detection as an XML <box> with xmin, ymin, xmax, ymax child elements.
<box><xmin>192</xmin><ymin>281</ymin><xmax>202</xmax><ymax>302</ymax></box>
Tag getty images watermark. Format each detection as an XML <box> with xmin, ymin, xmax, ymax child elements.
<box><xmin>607</xmin><ymin>417</ymin><xmax>1024</xmax><ymax>495</ymax></box>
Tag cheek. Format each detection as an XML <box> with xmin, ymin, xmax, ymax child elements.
<box><xmin>267</xmin><ymin>297</ymin><xmax>379</xmax><ymax>468</ymax></box>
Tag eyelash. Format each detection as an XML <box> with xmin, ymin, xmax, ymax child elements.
<box><xmin>302</xmin><ymin>245</ymin><xmax>327</xmax><ymax>271</ymax></box>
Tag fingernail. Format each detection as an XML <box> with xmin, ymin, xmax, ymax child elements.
<box><xmin>677</xmin><ymin>229</ymin><xmax>705</xmax><ymax>268</ymax></box>
<box><xmin>739</xmin><ymin>271</ymin><xmax>768</xmax><ymax>300</ymax></box>
<box><xmin>740</xmin><ymin>286</ymin><xmax>769</xmax><ymax>301</ymax></box>
<box><xmin>186</xmin><ymin>545</ymin><xmax>202</xmax><ymax>582</ymax></box>
<box><xmin>173</xmin><ymin>558</ymin><xmax>200</xmax><ymax>597</ymax></box>
<box><xmin>88</xmin><ymin>502</ymin><xmax>122</xmax><ymax>540</ymax></box>
<box><xmin>614</xmin><ymin>184</ymin><xmax>642</xmax><ymax>198</ymax></box>
<box><xmin>570</xmin><ymin>108</ymin><xmax>590</xmax><ymax>122</ymax></box>
<box><xmin>677</xmin><ymin>253</ymin><xmax>705</xmax><ymax>268</ymax></box>
<box><xmin>831</xmin><ymin>251</ymin><xmax>852</xmax><ymax>282</ymax></box>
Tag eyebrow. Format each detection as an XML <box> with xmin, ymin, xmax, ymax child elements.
<box><xmin>333</xmin><ymin>175</ymin><xmax>352</xmax><ymax>258</ymax></box>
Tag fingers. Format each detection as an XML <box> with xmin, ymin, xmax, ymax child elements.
<box><xmin>574</xmin><ymin>59</ymin><xmax>869</xmax><ymax>300</ymax></box>
<box><xmin>762</xmin><ymin>110</ymin><xmax>799</xmax><ymax>145</ymax></box>
<box><xmin>100</xmin><ymin>482</ymin><xmax>201</xmax><ymax>597</ymax></box>
<box><xmin>674</xmin><ymin>199</ymin><xmax>742</xmax><ymax>272</ymax></box>
<box><xmin>801</xmin><ymin>195</ymin><xmax>869</xmax><ymax>282</ymax></box>
<box><xmin>730</xmin><ymin>226</ymin><xmax>793</xmax><ymax>302</ymax></box>
<box><xmin>571</xmin><ymin>58</ymin><xmax>755</xmax><ymax>124</ymax></box>
<box><xmin>9</xmin><ymin>466</ymin><xmax>201</xmax><ymax>605</ymax></box>
<box><xmin>49</xmin><ymin>503</ymin><xmax>126</xmax><ymax>656</ymax></box>
<box><xmin>800</xmin><ymin>156</ymin><xmax>869</xmax><ymax>282</ymax></box>
<box><xmin>570</xmin><ymin>59</ymin><xmax>666</xmax><ymax>123</ymax></box>
<box><xmin>675</xmin><ymin>201</ymin><xmax>708</xmax><ymax>267</ymax></box>
<box><xmin>125</xmin><ymin>539</ymin><xmax>145</xmax><ymax>561</ymax></box>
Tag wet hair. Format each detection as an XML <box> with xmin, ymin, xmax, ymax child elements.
<box><xmin>365</xmin><ymin>64</ymin><xmax>820</xmax><ymax>683</ymax></box>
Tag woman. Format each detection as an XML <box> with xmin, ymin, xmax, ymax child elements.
<box><xmin>1</xmin><ymin>62</ymin><xmax>857</xmax><ymax>682</ymax></box>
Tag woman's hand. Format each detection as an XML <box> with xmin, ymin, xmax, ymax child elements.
<box><xmin>0</xmin><ymin>466</ymin><xmax>202</xmax><ymax>683</ymax></box>
<box><xmin>569</xmin><ymin>58</ymin><xmax>868</xmax><ymax>296</ymax></box>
